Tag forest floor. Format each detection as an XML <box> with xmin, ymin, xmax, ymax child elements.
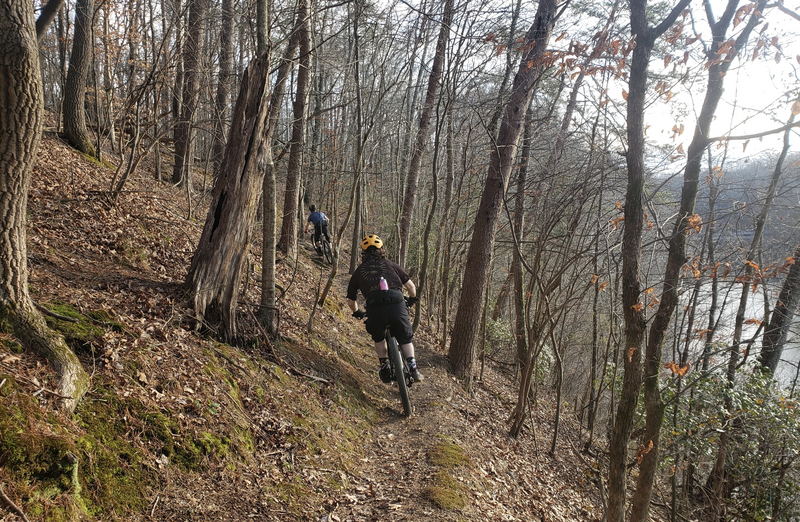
<box><xmin>0</xmin><ymin>129</ymin><xmax>611</xmax><ymax>522</ymax></box>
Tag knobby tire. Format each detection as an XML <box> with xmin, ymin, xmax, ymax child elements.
<box><xmin>322</xmin><ymin>239</ymin><xmax>333</xmax><ymax>265</ymax></box>
<box><xmin>387</xmin><ymin>335</ymin><xmax>412</xmax><ymax>417</ymax></box>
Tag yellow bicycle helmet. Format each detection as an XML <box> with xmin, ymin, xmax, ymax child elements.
<box><xmin>361</xmin><ymin>234</ymin><xmax>383</xmax><ymax>251</ymax></box>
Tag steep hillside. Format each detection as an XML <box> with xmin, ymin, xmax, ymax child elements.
<box><xmin>0</xmin><ymin>131</ymin><xmax>604</xmax><ymax>521</ymax></box>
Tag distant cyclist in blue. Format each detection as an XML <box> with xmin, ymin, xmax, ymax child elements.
<box><xmin>303</xmin><ymin>205</ymin><xmax>330</xmax><ymax>254</ymax></box>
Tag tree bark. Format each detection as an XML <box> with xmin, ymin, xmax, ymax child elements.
<box><xmin>760</xmin><ymin>242</ymin><xmax>800</xmax><ymax>373</ymax></box>
<box><xmin>1</xmin><ymin>0</ymin><xmax>89</xmax><ymax>414</ymax></box>
<box><xmin>277</xmin><ymin>0</ymin><xmax>312</xmax><ymax>259</ymax></box>
<box><xmin>606</xmin><ymin>0</ymin><xmax>691</xmax><ymax>519</ymax></box>
<box><xmin>62</xmin><ymin>0</ymin><xmax>96</xmax><ymax>157</ymax></box>
<box><xmin>447</xmin><ymin>0</ymin><xmax>558</xmax><ymax>382</ymax></box>
<box><xmin>397</xmin><ymin>0</ymin><xmax>454</xmax><ymax>267</ymax></box>
<box><xmin>185</xmin><ymin>55</ymin><xmax>271</xmax><ymax>340</ymax></box>
<box><xmin>172</xmin><ymin>0</ymin><xmax>208</xmax><ymax>186</ymax></box>
<box><xmin>212</xmin><ymin>0</ymin><xmax>235</xmax><ymax>175</ymax></box>
<box><xmin>35</xmin><ymin>0</ymin><xmax>65</xmax><ymax>42</ymax></box>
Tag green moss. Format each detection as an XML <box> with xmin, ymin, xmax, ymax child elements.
<box><xmin>0</xmin><ymin>397</ymin><xmax>89</xmax><ymax>520</ymax></box>
<box><xmin>74</xmin><ymin>392</ymin><xmax>155</xmax><ymax>516</ymax></box>
<box><xmin>428</xmin><ymin>438</ymin><xmax>471</xmax><ymax>468</ymax></box>
<box><xmin>0</xmin><ymin>374</ymin><xmax>15</xmax><ymax>396</ymax></box>
<box><xmin>81</xmin><ymin>152</ymin><xmax>114</xmax><ymax>170</ymax></box>
<box><xmin>423</xmin><ymin>471</ymin><xmax>467</xmax><ymax>510</ymax></box>
<box><xmin>0</xmin><ymin>332</ymin><xmax>23</xmax><ymax>353</ymax></box>
<box><xmin>41</xmin><ymin>301</ymin><xmax>123</xmax><ymax>355</ymax></box>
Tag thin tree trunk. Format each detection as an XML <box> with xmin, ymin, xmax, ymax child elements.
<box><xmin>511</xmin><ymin>109</ymin><xmax>532</xmax><ymax>366</ymax></box>
<box><xmin>706</xmin><ymin>81</ymin><xmax>793</xmax><ymax>517</ymax></box>
<box><xmin>628</xmin><ymin>0</ymin><xmax>766</xmax><ymax>519</ymax></box>
<box><xmin>760</xmin><ymin>242</ymin><xmax>800</xmax><ymax>373</ymax></box>
<box><xmin>277</xmin><ymin>0</ymin><xmax>312</xmax><ymax>259</ymax></box>
<box><xmin>259</xmin><ymin>18</ymin><xmax>296</xmax><ymax>333</ymax></box>
<box><xmin>759</xmin><ymin>112</ymin><xmax>800</xmax><ymax>373</ymax></box>
<box><xmin>172</xmin><ymin>0</ymin><xmax>207</xmax><ymax>186</ymax></box>
<box><xmin>212</xmin><ymin>0</ymin><xmax>235</xmax><ymax>175</ymax></box>
<box><xmin>606</xmin><ymin>0</ymin><xmax>691</xmax><ymax>518</ymax></box>
<box><xmin>397</xmin><ymin>0</ymin><xmax>454</xmax><ymax>266</ymax></box>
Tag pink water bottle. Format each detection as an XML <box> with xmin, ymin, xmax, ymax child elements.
<box><xmin>379</xmin><ymin>276</ymin><xmax>389</xmax><ymax>291</ymax></box>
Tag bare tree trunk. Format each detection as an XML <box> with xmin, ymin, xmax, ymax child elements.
<box><xmin>185</xmin><ymin>55</ymin><xmax>271</xmax><ymax>340</ymax></box>
<box><xmin>35</xmin><ymin>0</ymin><xmax>65</xmax><ymax>41</ymax></box>
<box><xmin>429</xmin><ymin>110</ymin><xmax>455</xmax><ymax>322</ymax></box>
<box><xmin>511</xmin><ymin>110</ymin><xmax>532</xmax><ymax>366</ymax></box>
<box><xmin>606</xmin><ymin>0</ymin><xmax>691</xmax><ymax>518</ymax></box>
<box><xmin>278</xmin><ymin>0</ymin><xmax>312</xmax><ymax>259</ymax></box>
<box><xmin>759</xmin><ymin>113</ymin><xmax>800</xmax><ymax>374</ymax></box>
<box><xmin>172</xmin><ymin>0</ymin><xmax>207</xmax><ymax>186</ymax></box>
<box><xmin>397</xmin><ymin>0</ymin><xmax>454</xmax><ymax>266</ymax></box>
<box><xmin>632</xmin><ymin>0</ymin><xmax>768</xmax><ymax>516</ymax></box>
<box><xmin>448</xmin><ymin>0</ymin><xmax>558</xmax><ymax>382</ymax></box>
<box><xmin>1</xmin><ymin>0</ymin><xmax>89</xmax><ymax>413</ymax></box>
<box><xmin>258</xmin><ymin>22</ymin><xmax>296</xmax><ymax>334</ymax></box>
<box><xmin>212</xmin><ymin>0</ymin><xmax>235</xmax><ymax>175</ymax></box>
<box><xmin>317</xmin><ymin>0</ymin><xmax>365</xmax><ymax>307</ymax></box>
<box><xmin>760</xmin><ymin>242</ymin><xmax>800</xmax><ymax>373</ymax></box>
<box><xmin>415</xmin><ymin>101</ymin><xmax>445</xmax><ymax>330</ymax></box>
<box><xmin>62</xmin><ymin>0</ymin><xmax>96</xmax><ymax>156</ymax></box>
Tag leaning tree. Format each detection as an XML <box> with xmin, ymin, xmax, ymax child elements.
<box><xmin>0</xmin><ymin>0</ymin><xmax>89</xmax><ymax>413</ymax></box>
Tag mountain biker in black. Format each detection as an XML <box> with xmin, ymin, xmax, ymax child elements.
<box><xmin>303</xmin><ymin>205</ymin><xmax>330</xmax><ymax>254</ymax></box>
<box><xmin>346</xmin><ymin>234</ymin><xmax>423</xmax><ymax>383</ymax></box>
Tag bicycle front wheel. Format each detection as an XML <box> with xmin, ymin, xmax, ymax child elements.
<box><xmin>387</xmin><ymin>335</ymin><xmax>412</xmax><ymax>417</ymax></box>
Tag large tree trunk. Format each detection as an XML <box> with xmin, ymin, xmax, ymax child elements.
<box><xmin>185</xmin><ymin>55</ymin><xmax>271</xmax><ymax>340</ymax></box>
<box><xmin>397</xmin><ymin>0</ymin><xmax>454</xmax><ymax>267</ymax></box>
<box><xmin>277</xmin><ymin>0</ymin><xmax>312</xmax><ymax>259</ymax></box>
<box><xmin>172</xmin><ymin>0</ymin><xmax>208</xmax><ymax>186</ymax></box>
<box><xmin>606</xmin><ymin>0</ymin><xmax>691</xmax><ymax>519</ymax></box>
<box><xmin>0</xmin><ymin>0</ymin><xmax>89</xmax><ymax>414</ymax></box>
<box><xmin>447</xmin><ymin>0</ymin><xmax>557</xmax><ymax>382</ymax></box>
<box><xmin>62</xmin><ymin>0</ymin><xmax>96</xmax><ymax>157</ymax></box>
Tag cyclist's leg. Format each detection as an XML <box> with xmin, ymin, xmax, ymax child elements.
<box><xmin>313</xmin><ymin>224</ymin><xmax>322</xmax><ymax>252</ymax></box>
<box><xmin>391</xmin><ymin>304</ymin><xmax>423</xmax><ymax>381</ymax></box>
<box><xmin>366</xmin><ymin>309</ymin><xmax>391</xmax><ymax>382</ymax></box>
<box><xmin>322</xmin><ymin>222</ymin><xmax>330</xmax><ymax>241</ymax></box>
<box><xmin>374</xmin><ymin>339</ymin><xmax>387</xmax><ymax>358</ymax></box>
<box><xmin>399</xmin><ymin>343</ymin><xmax>415</xmax><ymax>358</ymax></box>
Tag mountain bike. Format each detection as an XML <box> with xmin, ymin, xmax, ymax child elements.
<box><xmin>357</xmin><ymin>304</ymin><xmax>414</xmax><ymax>417</ymax></box>
<box><xmin>307</xmin><ymin>229</ymin><xmax>333</xmax><ymax>265</ymax></box>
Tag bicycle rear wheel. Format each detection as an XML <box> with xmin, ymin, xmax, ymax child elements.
<box><xmin>387</xmin><ymin>335</ymin><xmax>412</xmax><ymax>417</ymax></box>
<box><xmin>321</xmin><ymin>238</ymin><xmax>333</xmax><ymax>265</ymax></box>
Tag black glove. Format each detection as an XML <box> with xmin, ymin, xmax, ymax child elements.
<box><xmin>405</xmin><ymin>296</ymin><xmax>419</xmax><ymax>307</ymax></box>
<box><xmin>352</xmin><ymin>309</ymin><xmax>367</xmax><ymax>319</ymax></box>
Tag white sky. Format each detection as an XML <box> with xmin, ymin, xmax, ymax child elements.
<box><xmin>644</xmin><ymin>0</ymin><xmax>800</xmax><ymax>160</ymax></box>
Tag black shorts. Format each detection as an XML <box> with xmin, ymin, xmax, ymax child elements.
<box><xmin>365</xmin><ymin>291</ymin><xmax>413</xmax><ymax>345</ymax></box>
<box><xmin>314</xmin><ymin>222</ymin><xmax>329</xmax><ymax>241</ymax></box>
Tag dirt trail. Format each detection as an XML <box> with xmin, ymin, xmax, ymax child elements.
<box><xmin>4</xmin><ymin>133</ymin><xmax>604</xmax><ymax>522</ymax></box>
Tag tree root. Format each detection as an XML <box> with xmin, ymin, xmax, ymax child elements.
<box><xmin>0</xmin><ymin>483</ymin><xmax>31</xmax><ymax>522</ymax></box>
